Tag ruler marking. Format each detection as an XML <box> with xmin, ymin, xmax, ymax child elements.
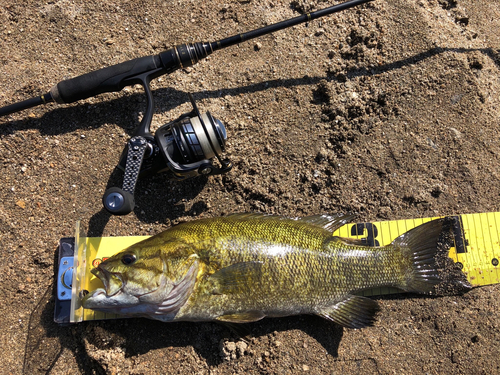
<box><xmin>489</xmin><ymin>212</ymin><xmax>498</xmax><ymax>283</ymax></box>
<box><xmin>465</xmin><ymin>214</ymin><xmax>472</xmax><ymax>265</ymax></box>
<box><xmin>474</xmin><ymin>214</ymin><xmax>483</xmax><ymax>280</ymax></box>
<box><xmin>482</xmin><ymin>212</ymin><xmax>493</xmax><ymax>285</ymax></box>
<box><xmin>474</xmin><ymin>214</ymin><xmax>483</xmax><ymax>282</ymax></box>
<box><xmin>487</xmin><ymin>212</ymin><xmax>500</xmax><ymax>284</ymax></box>
<box><xmin>489</xmin><ymin>213</ymin><xmax>496</xmax><ymax>284</ymax></box>
<box><xmin>479</xmin><ymin>213</ymin><xmax>490</xmax><ymax>285</ymax></box>
<box><xmin>462</xmin><ymin>214</ymin><xmax>472</xmax><ymax>264</ymax></box>
<box><xmin>486</xmin><ymin>213</ymin><xmax>495</xmax><ymax>285</ymax></box>
<box><xmin>493</xmin><ymin>213</ymin><xmax>500</xmax><ymax>283</ymax></box>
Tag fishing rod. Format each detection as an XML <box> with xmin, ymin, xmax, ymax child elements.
<box><xmin>0</xmin><ymin>0</ymin><xmax>374</xmax><ymax>215</ymax></box>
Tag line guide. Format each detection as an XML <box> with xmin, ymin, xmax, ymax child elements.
<box><xmin>55</xmin><ymin>212</ymin><xmax>500</xmax><ymax>323</ymax></box>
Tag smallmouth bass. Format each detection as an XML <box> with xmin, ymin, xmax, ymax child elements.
<box><xmin>81</xmin><ymin>213</ymin><xmax>470</xmax><ymax>328</ymax></box>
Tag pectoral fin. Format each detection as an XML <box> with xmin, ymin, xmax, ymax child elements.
<box><xmin>216</xmin><ymin>310</ymin><xmax>266</xmax><ymax>323</ymax></box>
<box><xmin>317</xmin><ymin>295</ymin><xmax>380</xmax><ymax>329</ymax></box>
<box><xmin>210</xmin><ymin>261</ymin><xmax>264</xmax><ymax>295</ymax></box>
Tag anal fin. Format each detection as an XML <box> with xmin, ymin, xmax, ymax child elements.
<box><xmin>317</xmin><ymin>295</ymin><xmax>380</xmax><ymax>329</ymax></box>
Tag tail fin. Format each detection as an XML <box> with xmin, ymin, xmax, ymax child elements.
<box><xmin>391</xmin><ymin>218</ymin><xmax>471</xmax><ymax>294</ymax></box>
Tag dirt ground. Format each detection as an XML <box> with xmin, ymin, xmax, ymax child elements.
<box><xmin>1</xmin><ymin>0</ymin><xmax>500</xmax><ymax>374</ymax></box>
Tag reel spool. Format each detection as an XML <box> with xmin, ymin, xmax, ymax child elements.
<box><xmin>102</xmin><ymin>93</ymin><xmax>231</xmax><ymax>215</ymax></box>
<box><xmin>156</xmin><ymin>94</ymin><xmax>229</xmax><ymax>179</ymax></box>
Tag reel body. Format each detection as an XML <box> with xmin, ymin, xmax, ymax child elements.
<box><xmin>103</xmin><ymin>92</ymin><xmax>231</xmax><ymax>215</ymax></box>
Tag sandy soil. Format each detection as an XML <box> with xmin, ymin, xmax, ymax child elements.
<box><xmin>1</xmin><ymin>0</ymin><xmax>500</xmax><ymax>374</ymax></box>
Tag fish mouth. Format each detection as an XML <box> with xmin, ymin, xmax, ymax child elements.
<box><xmin>91</xmin><ymin>266</ymin><xmax>124</xmax><ymax>296</ymax></box>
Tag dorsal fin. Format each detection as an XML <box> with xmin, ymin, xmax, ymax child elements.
<box><xmin>329</xmin><ymin>236</ymin><xmax>367</xmax><ymax>246</ymax></box>
<box><xmin>224</xmin><ymin>212</ymin><xmax>356</xmax><ymax>232</ymax></box>
<box><xmin>298</xmin><ymin>213</ymin><xmax>357</xmax><ymax>232</ymax></box>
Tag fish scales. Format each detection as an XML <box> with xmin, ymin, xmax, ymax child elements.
<box><xmin>180</xmin><ymin>241</ymin><xmax>398</xmax><ymax>320</ymax></box>
<box><xmin>81</xmin><ymin>213</ymin><xmax>471</xmax><ymax>328</ymax></box>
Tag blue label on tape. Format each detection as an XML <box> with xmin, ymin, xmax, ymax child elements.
<box><xmin>57</xmin><ymin>257</ymin><xmax>74</xmax><ymax>301</ymax></box>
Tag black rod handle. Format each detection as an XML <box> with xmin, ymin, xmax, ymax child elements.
<box><xmin>48</xmin><ymin>42</ymin><xmax>213</xmax><ymax>104</ymax></box>
<box><xmin>50</xmin><ymin>55</ymin><xmax>162</xmax><ymax>104</ymax></box>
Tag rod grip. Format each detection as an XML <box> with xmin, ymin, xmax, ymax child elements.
<box><xmin>50</xmin><ymin>55</ymin><xmax>162</xmax><ymax>104</ymax></box>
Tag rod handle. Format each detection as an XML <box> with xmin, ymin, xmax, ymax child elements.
<box><xmin>50</xmin><ymin>55</ymin><xmax>163</xmax><ymax>104</ymax></box>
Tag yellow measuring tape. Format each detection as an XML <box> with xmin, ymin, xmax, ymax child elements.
<box><xmin>72</xmin><ymin>212</ymin><xmax>500</xmax><ymax>322</ymax></box>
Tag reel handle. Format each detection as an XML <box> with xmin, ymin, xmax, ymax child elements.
<box><xmin>102</xmin><ymin>187</ymin><xmax>135</xmax><ymax>216</ymax></box>
<box><xmin>102</xmin><ymin>136</ymin><xmax>148</xmax><ymax>215</ymax></box>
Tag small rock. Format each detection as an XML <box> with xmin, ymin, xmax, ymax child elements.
<box><xmin>254</xmin><ymin>42</ymin><xmax>262</xmax><ymax>51</ymax></box>
<box><xmin>471</xmin><ymin>334</ymin><xmax>482</xmax><ymax>343</ymax></box>
<box><xmin>426</xmin><ymin>137</ymin><xmax>438</xmax><ymax>150</ymax></box>
<box><xmin>220</xmin><ymin>340</ymin><xmax>238</xmax><ymax>361</ymax></box>
<box><xmin>315</xmin><ymin>28</ymin><xmax>325</xmax><ymax>36</ymax></box>
<box><xmin>449</xmin><ymin>127</ymin><xmax>462</xmax><ymax>139</ymax></box>
<box><xmin>235</xmin><ymin>341</ymin><xmax>248</xmax><ymax>356</ymax></box>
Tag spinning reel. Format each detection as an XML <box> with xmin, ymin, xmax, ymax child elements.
<box><xmin>103</xmin><ymin>93</ymin><xmax>231</xmax><ymax>215</ymax></box>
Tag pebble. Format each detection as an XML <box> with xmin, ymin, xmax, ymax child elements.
<box><xmin>449</xmin><ymin>127</ymin><xmax>462</xmax><ymax>139</ymax></box>
<box><xmin>220</xmin><ymin>340</ymin><xmax>248</xmax><ymax>361</ymax></box>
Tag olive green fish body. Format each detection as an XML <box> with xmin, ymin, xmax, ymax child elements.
<box><xmin>177</xmin><ymin>239</ymin><xmax>396</xmax><ymax>321</ymax></box>
<box><xmin>82</xmin><ymin>213</ymin><xmax>467</xmax><ymax>328</ymax></box>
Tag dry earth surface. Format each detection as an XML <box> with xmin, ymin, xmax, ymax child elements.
<box><xmin>1</xmin><ymin>0</ymin><xmax>500</xmax><ymax>374</ymax></box>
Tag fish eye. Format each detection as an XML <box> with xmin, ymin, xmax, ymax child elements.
<box><xmin>121</xmin><ymin>253</ymin><xmax>137</xmax><ymax>265</ymax></box>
